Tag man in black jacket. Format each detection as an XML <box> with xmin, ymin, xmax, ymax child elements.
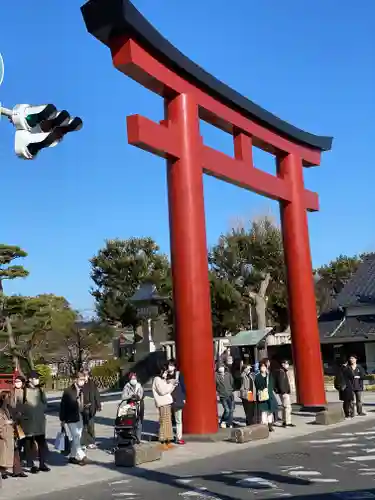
<box><xmin>348</xmin><ymin>355</ymin><xmax>366</xmax><ymax>416</ymax></box>
<box><xmin>275</xmin><ymin>360</ymin><xmax>295</xmax><ymax>428</ymax></box>
<box><xmin>81</xmin><ymin>369</ymin><xmax>102</xmax><ymax>449</ymax></box>
<box><xmin>59</xmin><ymin>372</ymin><xmax>87</xmax><ymax>465</ymax></box>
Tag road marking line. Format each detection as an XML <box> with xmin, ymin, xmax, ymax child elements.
<box><xmin>308</xmin><ymin>438</ymin><xmax>356</xmax><ymax>444</ymax></box>
<box><xmin>112</xmin><ymin>491</ymin><xmax>138</xmax><ymax>497</ymax></box>
<box><xmin>310</xmin><ymin>478</ymin><xmax>339</xmax><ymax>483</ymax></box>
<box><xmin>338</xmin><ymin>443</ymin><xmax>363</xmax><ymax>448</ymax></box>
<box><xmin>110</xmin><ymin>480</ymin><xmax>131</xmax><ymax>485</ymax></box>
<box><xmin>236</xmin><ymin>477</ymin><xmax>277</xmax><ymax>488</ymax></box>
<box><xmin>288</xmin><ymin>471</ymin><xmax>321</xmax><ymax>477</ymax></box>
<box><xmin>280</xmin><ymin>466</ymin><xmax>304</xmax><ymax>471</ymax></box>
<box><xmin>349</xmin><ymin>455</ymin><xmax>375</xmax><ymax>462</ymax></box>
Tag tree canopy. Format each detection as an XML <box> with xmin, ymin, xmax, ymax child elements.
<box><xmin>209</xmin><ymin>216</ymin><xmax>288</xmax><ymax>334</ymax></box>
<box><xmin>90</xmin><ymin>237</ymin><xmax>170</xmax><ymax>330</ymax></box>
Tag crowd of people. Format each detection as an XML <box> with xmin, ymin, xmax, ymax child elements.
<box><xmin>0</xmin><ymin>352</ymin><xmax>367</xmax><ymax>476</ymax></box>
<box><xmin>0</xmin><ymin>368</ymin><xmax>102</xmax><ymax>477</ymax></box>
<box><xmin>124</xmin><ymin>353</ymin><xmax>296</xmax><ymax>450</ymax></box>
<box><xmin>215</xmin><ymin>353</ymin><xmax>295</xmax><ymax>432</ymax></box>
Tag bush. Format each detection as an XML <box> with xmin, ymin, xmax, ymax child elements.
<box><xmin>35</xmin><ymin>364</ymin><xmax>52</xmax><ymax>385</ymax></box>
<box><xmin>91</xmin><ymin>359</ymin><xmax>122</xmax><ymax>378</ymax></box>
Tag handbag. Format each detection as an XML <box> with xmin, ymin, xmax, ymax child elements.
<box><xmin>258</xmin><ymin>387</ymin><xmax>269</xmax><ymax>402</ymax></box>
<box><xmin>54</xmin><ymin>430</ymin><xmax>66</xmax><ymax>452</ymax></box>
<box><xmin>16</xmin><ymin>424</ymin><xmax>25</xmax><ymax>440</ymax></box>
<box><xmin>247</xmin><ymin>391</ymin><xmax>254</xmax><ymax>402</ymax></box>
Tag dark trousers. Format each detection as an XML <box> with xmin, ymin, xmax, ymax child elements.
<box><xmin>351</xmin><ymin>391</ymin><xmax>363</xmax><ymax>415</ymax></box>
<box><xmin>81</xmin><ymin>418</ymin><xmax>96</xmax><ymax>446</ymax></box>
<box><xmin>13</xmin><ymin>448</ymin><xmax>23</xmax><ymax>475</ymax></box>
<box><xmin>241</xmin><ymin>399</ymin><xmax>256</xmax><ymax>426</ymax></box>
<box><xmin>343</xmin><ymin>398</ymin><xmax>353</xmax><ymax>418</ymax></box>
<box><xmin>25</xmin><ymin>435</ymin><xmax>48</xmax><ymax>467</ymax></box>
<box><xmin>219</xmin><ymin>396</ymin><xmax>235</xmax><ymax>426</ymax></box>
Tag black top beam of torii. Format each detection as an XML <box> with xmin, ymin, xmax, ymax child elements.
<box><xmin>81</xmin><ymin>0</ymin><xmax>332</xmax><ymax>153</ymax></box>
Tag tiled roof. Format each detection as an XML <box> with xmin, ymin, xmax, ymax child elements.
<box><xmin>329</xmin><ymin>316</ymin><xmax>375</xmax><ymax>340</ymax></box>
<box><xmin>336</xmin><ymin>254</ymin><xmax>375</xmax><ymax>308</ymax></box>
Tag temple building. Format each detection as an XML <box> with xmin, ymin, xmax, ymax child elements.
<box><xmin>318</xmin><ymin>254</ymin><xmax>375</xmax><ymax>373</ymax></box>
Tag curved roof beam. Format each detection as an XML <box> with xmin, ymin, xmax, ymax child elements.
<box><xmin>81</xmin><ymin>0</ymin><xmax>332</xmax><ymax>152</ymax></box>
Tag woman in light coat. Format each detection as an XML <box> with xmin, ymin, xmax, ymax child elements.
<box><xmin>0</xmin><ymin>391</ymin><xmax>15</xmax><ymax>479</ymax></box>
<box><xmin>152</xmin><ymin>365</ymin><xmax>177</xmax><ymax>451</ymax></box>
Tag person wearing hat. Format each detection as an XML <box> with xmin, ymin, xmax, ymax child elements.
<box><xmin>274</xmin><ymin>360</ymin><xmax>295</xmax><ymax>428</ymax></box>
<box><xmin>348</xmin><ymin>355</ymin><xmax>366</xmax><ymax>416</ymax></box>
<box><xmin>21</xmin><ymin>371</ymin><xmax>49</xmax><ymax>474</ymax></box>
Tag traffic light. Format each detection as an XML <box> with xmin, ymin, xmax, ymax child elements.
<box><xmin>11</xmin><ymin>104</ymin><xmax>83</xmax><ymax>160</ymax></box>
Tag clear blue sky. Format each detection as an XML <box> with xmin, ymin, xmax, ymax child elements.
<box><xmin>0</xmin><ymin>0</ymin><xmax>374</xmax><ymax>311</ymax></box>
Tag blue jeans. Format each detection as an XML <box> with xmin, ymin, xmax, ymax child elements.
<box><xmin>219</xmin><ymin>396</ymin><xmax>234</xmax><ymax>426</ymax></box>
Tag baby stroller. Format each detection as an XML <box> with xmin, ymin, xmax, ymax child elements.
<box><xmin>114</xmin><ymin>397</ymin><xmax>141</xmax><ymax>447</ymax></box>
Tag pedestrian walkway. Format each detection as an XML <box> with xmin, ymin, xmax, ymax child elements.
<box><xmin>3</xmin><ymin>392</ymin><xmax>375</xmax><ymax>499</ymax></box>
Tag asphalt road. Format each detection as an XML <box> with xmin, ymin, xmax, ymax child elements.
<box><xmin>29</xmin><ymin>418</ymin><xmax>375</xmax><ymax>500</ymax></box>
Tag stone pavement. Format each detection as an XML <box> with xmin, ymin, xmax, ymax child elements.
<box><xmin>3</xmin><ymin>392</ymin><xmax>375</xmax><ymax>499</ymax></box>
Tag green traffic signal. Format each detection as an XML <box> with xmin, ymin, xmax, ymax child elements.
<box><xmin>25</xmin><ymin>114</ymin><xmax>38</xmax><ymax>127</ymax></box>
<box><xmin>25</xmin><ymin>104</ymin><xmax>57</xmax><ymax>128</ymax></box>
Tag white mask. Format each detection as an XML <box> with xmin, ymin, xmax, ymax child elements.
<box><xmin>14</xmin><ymin>382</ymin><xmax>23</xmax><ymax>389</ymax></box>
<box><xmin>32</xmin><ymin>379</ymin><xmax>40</xmax><ymax>387</ymax></box>
<box><xmin>168</xmin><ymin>366</ymin><xmax>175</xmax><ymax>373</ymax></box>
<box><xmin>218</xmin><ymin>367</ymin><xmax>225</xmax><ymax>374</ymax></box>
<box><xmin>77</xmin><ymin>380</ymin><xmax>85</xmax><ymax>387</ymax></box>
<box><xmin>130</xmin><ymin>379</ymin><xmax>137</xmax><ymax>386</ymax></box>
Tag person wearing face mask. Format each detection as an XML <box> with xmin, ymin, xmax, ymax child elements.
<box><xmin>240</xmin><ymin>364</ymin><xmax>256</xmax><ymax>426</ymax></box>
<box><xmin>81</xmin><ymin>369</ymin><xmax>101</xmax><ymax>450</ymax></box>
<box><xmin>215</xmin><ymin>364</ymin><xmax>234</xmax><ymax>429</ymax></box>
<box><xmin>274</xmin><ymin>360</ymin><xmax>295</xmax><ymax>428</ymax></box>
<box><xmin>122</xmin><ymin>373</ymin><xmax>144</xmax><ymax>442</ymax></box>
<box><xmin>59</xmin><ymin>372</ymin><xmax>88</xmax><ymax>466</ymax></box>
<box><xmin>152</xmin><ymin>365</ymin><xmax>177</xmax><ymax>450</ymax></box>
<box><xmin>254</xmin><ymin>361</ymin><xmax>277</xmax><ymax>432</ymax></box>
<box><xmin>166</xmin><ymin>359</ymin><xmax>186</xmax><ymax>445</ymax></box>
<box><xmin>21</xmin><ymin>371</ymin><xmax>49</xmax><ymax>474</ymax></box>
<box><xmin>10</xmin><ymin>376</ymin><xmax>28</xmax><ymax>478</ymax></box>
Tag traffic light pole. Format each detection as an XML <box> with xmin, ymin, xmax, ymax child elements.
<box><xmin>0</xmin><ymin>106</ymin><xmax>13</xmax><ymax>119</ymax></box>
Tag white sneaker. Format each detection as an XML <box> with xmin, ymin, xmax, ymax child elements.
<box><xmin>220</xmin><ymin>422</ymin><xmax>227</xmax><ymax>429</ymax></box>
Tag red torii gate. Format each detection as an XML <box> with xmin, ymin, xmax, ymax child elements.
<box><xmin>82</xmin><ymin>0</ymin><xmax>333</xmax><ymax>435</ymax></box>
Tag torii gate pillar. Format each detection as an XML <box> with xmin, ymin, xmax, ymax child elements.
<box><xmin>82</xmin><ymin>0</ymin><xmax>333</xmax><ymax>435</ymax></box>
